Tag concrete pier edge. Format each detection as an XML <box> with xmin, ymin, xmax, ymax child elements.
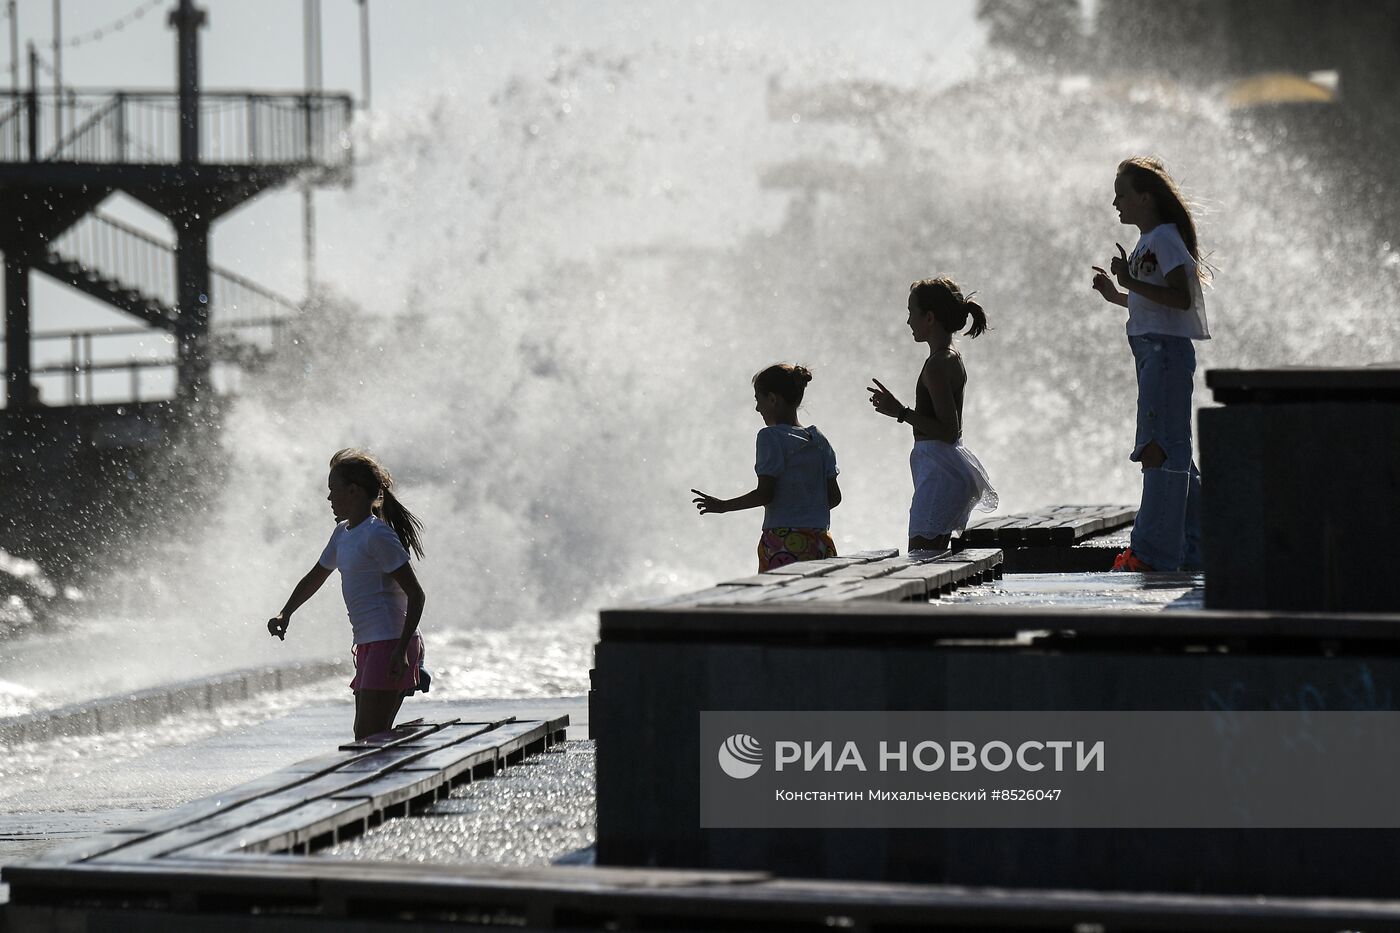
<box><xmin>0</xmin><ymin>659</ymin><xmax>348</xmax><ymax>747</ymax></box>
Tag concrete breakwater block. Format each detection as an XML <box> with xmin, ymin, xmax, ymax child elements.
<box><xmin>593</xmin><ymin>595</ymin><xmax>1400</xmax><ymax>899</ymax></box>
<box><xmin>0</xmin><ymin>660</ymin><xmax>347</xmax><ymax>746</ymax></box>
<box><xmin>1202</xmin><ymin>367</ymin><xmax>1400</xmax><ymax>612</ymax></box>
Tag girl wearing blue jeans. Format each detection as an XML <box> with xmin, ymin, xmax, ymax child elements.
<box><xmin>1091</xmin><ymin>157</ymin><xmax>1210</xmax><ymax>572</ymax></box>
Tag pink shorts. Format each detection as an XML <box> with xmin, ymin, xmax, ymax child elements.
<box><xmin>349</xmin><ymin>634</ymin><xmax>424</xmax><ymax>693</ymax></box>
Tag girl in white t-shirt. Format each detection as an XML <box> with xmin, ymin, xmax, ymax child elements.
<box><xmin>1091</xmin><ymin>156</ymin><xmax>1211</xmax><ymax>573</ymax></box>
<box><xmin>266</xmin><ymin>448</ymin><xmax>427</xmax><ymax>740</ymax></box>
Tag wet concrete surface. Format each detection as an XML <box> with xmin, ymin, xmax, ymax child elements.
<box><xmin>0</xmin><ymin>691</ymin><xmax>587</xmax><ymax>901</ymax></box>
<box><xmin>319</xmin><ymin>740</ymin><xmax>596</xmax><ymax>867</ymax></box>
<box><xmin>929</xmin><ymin>571</ymin><xmax>1205</xmax><ymax>611</ymax></box>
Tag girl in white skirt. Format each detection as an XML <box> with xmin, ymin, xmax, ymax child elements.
<box><xmin>868</xmin><ymin>277</ymin><xmax>998</xmax><ymax>552</ymax></box>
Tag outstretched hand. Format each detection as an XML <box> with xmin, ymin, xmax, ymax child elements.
<box><xmin>867</xmin><ymin>378</ymin><xmax>904</xmax><ymax>420</ymax></box>
<box><xmin>1091</xmin><ymin>266</ymin><xmax>1117</xmax><ymax>300</ymax></box>
<box><xmin>691</xmin><ymin>489</ymin><xmax>726</xmax><ymax>515</ymax></box>
<box><xmin>267</xmin><ymin>614</ymin><xmax>288</xmax><ymax>641</ymax></box>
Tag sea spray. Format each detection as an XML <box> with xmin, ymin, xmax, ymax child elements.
<box><xmin>64</xmin><ymin>41</ymin><xmax>1400</xmax><ymax>691</ymax></box>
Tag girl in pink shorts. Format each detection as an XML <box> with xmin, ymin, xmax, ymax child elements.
<box><xmin>266</xmin><ymin>448</ymin><xmax>428</xmax><ymax>740</ymax></box>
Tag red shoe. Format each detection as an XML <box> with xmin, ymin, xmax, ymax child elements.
<box><xmin>1111</xmin><ymin>547</ymin><xmax>1155</xmax><ymax>572</ymax></box>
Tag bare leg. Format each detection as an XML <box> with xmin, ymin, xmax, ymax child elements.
<box><xmin>909</xmin><ymin>534</ymin><xmax>949</xmax><ymax>553</ymax></box>
<box><xmin>353</xmin><ymin>689</ymin><xmax>406</xmax><ymax>741</ymax></box>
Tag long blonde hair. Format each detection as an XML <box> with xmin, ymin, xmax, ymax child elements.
<box><xmin>1117</xmin><ymin>157</ymin><xmax>1212</xmax><ymax>283</ymax></box>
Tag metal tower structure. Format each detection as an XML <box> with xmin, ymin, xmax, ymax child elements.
<box><xmin>0</xmin><ymin>0</ymin><xmax>353</xmax><ymax>410</ymax></box>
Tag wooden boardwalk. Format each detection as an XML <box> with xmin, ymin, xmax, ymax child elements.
<box><xmin>5</xmin><ymin>715</ymin><xmax>566</xmax><ymax>873</ymax></box>
<box><xmin>646</xmin><ymin>548</ymin><xmax>1004</xmax><ymax>607</ymax></box>
<box><xmin>964</xmin><ymin>504</ymin><xmax>1135</xmax><ymax>547</ymax></box>
<box><xmin>964</xmin><ymin>504</ymin><xmax>1136</xmax><ymax>572</ymax></box>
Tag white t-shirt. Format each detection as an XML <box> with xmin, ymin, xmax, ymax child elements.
<box><xmin>1126</xmin><ymin>223</ymin><xmax>1209</xmax><ymax>340</ymax></box>
<box><xmin>318</xmin><ymin>515</ymin><xmax>411</xmax><ymax>645</ymax></box>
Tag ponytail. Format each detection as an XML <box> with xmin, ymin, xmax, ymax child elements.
<box><xmin>963</xmin><ymin>299</ymin><xmax>988</xmax><ymax>338</ymax></box>
<box><xmin>910</xmin><ymin>277</ymin><xmax>991</xmax><ymax>339</ymax></box>
<box><xmin>378</xmin><ymin>487</ymin><xmax>426</xmax><ymax>560</ymax></box>
<box><xmin>329</xmin><ymin>448</ymin><xmax>425</xmax><ymax>560</ymax></box>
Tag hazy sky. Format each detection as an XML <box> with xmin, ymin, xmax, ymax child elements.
<box><xmin>7</xmin><ymin>0</ymin><xmax>983</xmax><ymax>394</ymax></box>
<box><xmin>11</xmin><ymin>1</ymin><xmax>980</xmax><ymax>98</ymax></box>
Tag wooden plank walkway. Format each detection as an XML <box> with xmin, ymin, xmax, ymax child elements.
<box><xmin>7</xmin><ymin>715</ymin><xmax>567</xmax><ymax>871</ymax></box>
<box><xmin>646</xmin><ymin>548</ymin><xmax>1003</xmax><ymax>608</ymax></box>
<box><xmin>964</xmin><ymin>504</ymin><xmax>1135</xmax><ymax>548</ymax></box>
<box><xmin>963</xmin><ymin>504</ymin><xmax>1136</xmax><ymax>572</ymax></box>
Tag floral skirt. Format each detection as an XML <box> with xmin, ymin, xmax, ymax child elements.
<box><xmin>758</xmin><ymin>527</ymin><xmax>837</xmax><ymax>573</ymax></box>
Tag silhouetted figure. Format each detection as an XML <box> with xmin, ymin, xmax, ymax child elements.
<box><xmin>266</xmin><ymin>448</ymin><xmax>428</xmax><ymax>740</ymax></box>
<box><xmin>693</xmin><ymin>363</ymin><xmax>842</xmax><ymax>572</ymax></box>
<box><xmin>1091</xmin><ymin>156</ymin><xmax>1210</xmax><ymax>572</ymax></box>
<box><xmin>868</xmin><ymin>278</ymin><xmax>998</xmax><ymax>554</ymax></box>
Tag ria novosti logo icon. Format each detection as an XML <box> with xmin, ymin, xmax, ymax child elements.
<box><xmin>718</xmin><ymin>733</ymin><xmax>763</xmax><ymax>779</ymax></box>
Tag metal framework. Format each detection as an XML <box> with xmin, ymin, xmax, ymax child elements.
<box><xmin>0</xmin><ymin>0</ymin><xmax>353</xmax><ymax>410</ymax></box>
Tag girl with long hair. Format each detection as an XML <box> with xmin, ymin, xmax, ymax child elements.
<box><xmin>266</xmin><ymin>448</ymin><xmax>428</xmax><ymax>739</ymax></box>
<box><xmin>1091</xmin><ymin>156</ymin><xmax>1210</xmax><ymax>572</ymax></box>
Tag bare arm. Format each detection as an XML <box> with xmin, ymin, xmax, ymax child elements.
<box><xmin>1091</xmin><ymin>266</ymin><xmax>1130</xmax><ymax>307</ymax></box>
<box><xmin>692</xmin><ymin>475</ymin><xmax>778</xmax><ymax>515</ymax></box>
<box><xmin>867</xmin><ymin>369</ymin><xmax>958</xmax><ymax>443</ymax></box>
<box><xmin>388</xmin><ymin>562</ymin><xmax>425</xmax><ymax>677</ymax></box>
<box><xmin>1104</xmin><ymin>244</ymin><xmax>1191</xmax><ymax>310</ymax></box>
<box><xmin>267</xmin><ymin>562</ymin><xmax>332</xmax><ymax>640</ymax></box>
<box><xmin>827</xmin><ymin>476</ymin><xmax>842</xmax><ymax>509</ymax></box>
<box><xmin>1121</xmin><ymin>264</ymin><xmax>1192</xmax><ymax>310</ymax></box>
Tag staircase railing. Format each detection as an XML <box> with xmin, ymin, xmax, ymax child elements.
<box><xmin>48</xmin><ymin>211</ymin><xmax>174</xmax><ymax>309</ymax></box>
<box><xmin>0</xmin><ymin>90</ymin><xmax>353</xmax><ymax>168</ymax></box>
<box><xmin>47</xmin><ymin>211</ymin><xmax>300</xmax><ymax>338</ymax></box>
<box><xmin>0</xmin><ymin>322</ymin><xmax>282</xmax><ymax>408</ymax></box>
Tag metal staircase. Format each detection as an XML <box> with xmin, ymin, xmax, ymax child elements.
<box><xmin>8</xmin><ymin>211</ymin><xmax>304</xmax><ymax>402</ymax></box>
<box><xmin>37</xmin><ymin>211</ymin><xmax>298</xmax><ymax>340</ymax></box>
<box><xmin>0</xmin><ymin>0</ymin><xmax>354</xmax><ymax>410</ymax></box>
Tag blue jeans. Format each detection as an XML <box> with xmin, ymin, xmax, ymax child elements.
<box><xmin>1127</xmin><ymin>334</ymin><xmax>1203</xmax><ymax>571</ymax></box>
